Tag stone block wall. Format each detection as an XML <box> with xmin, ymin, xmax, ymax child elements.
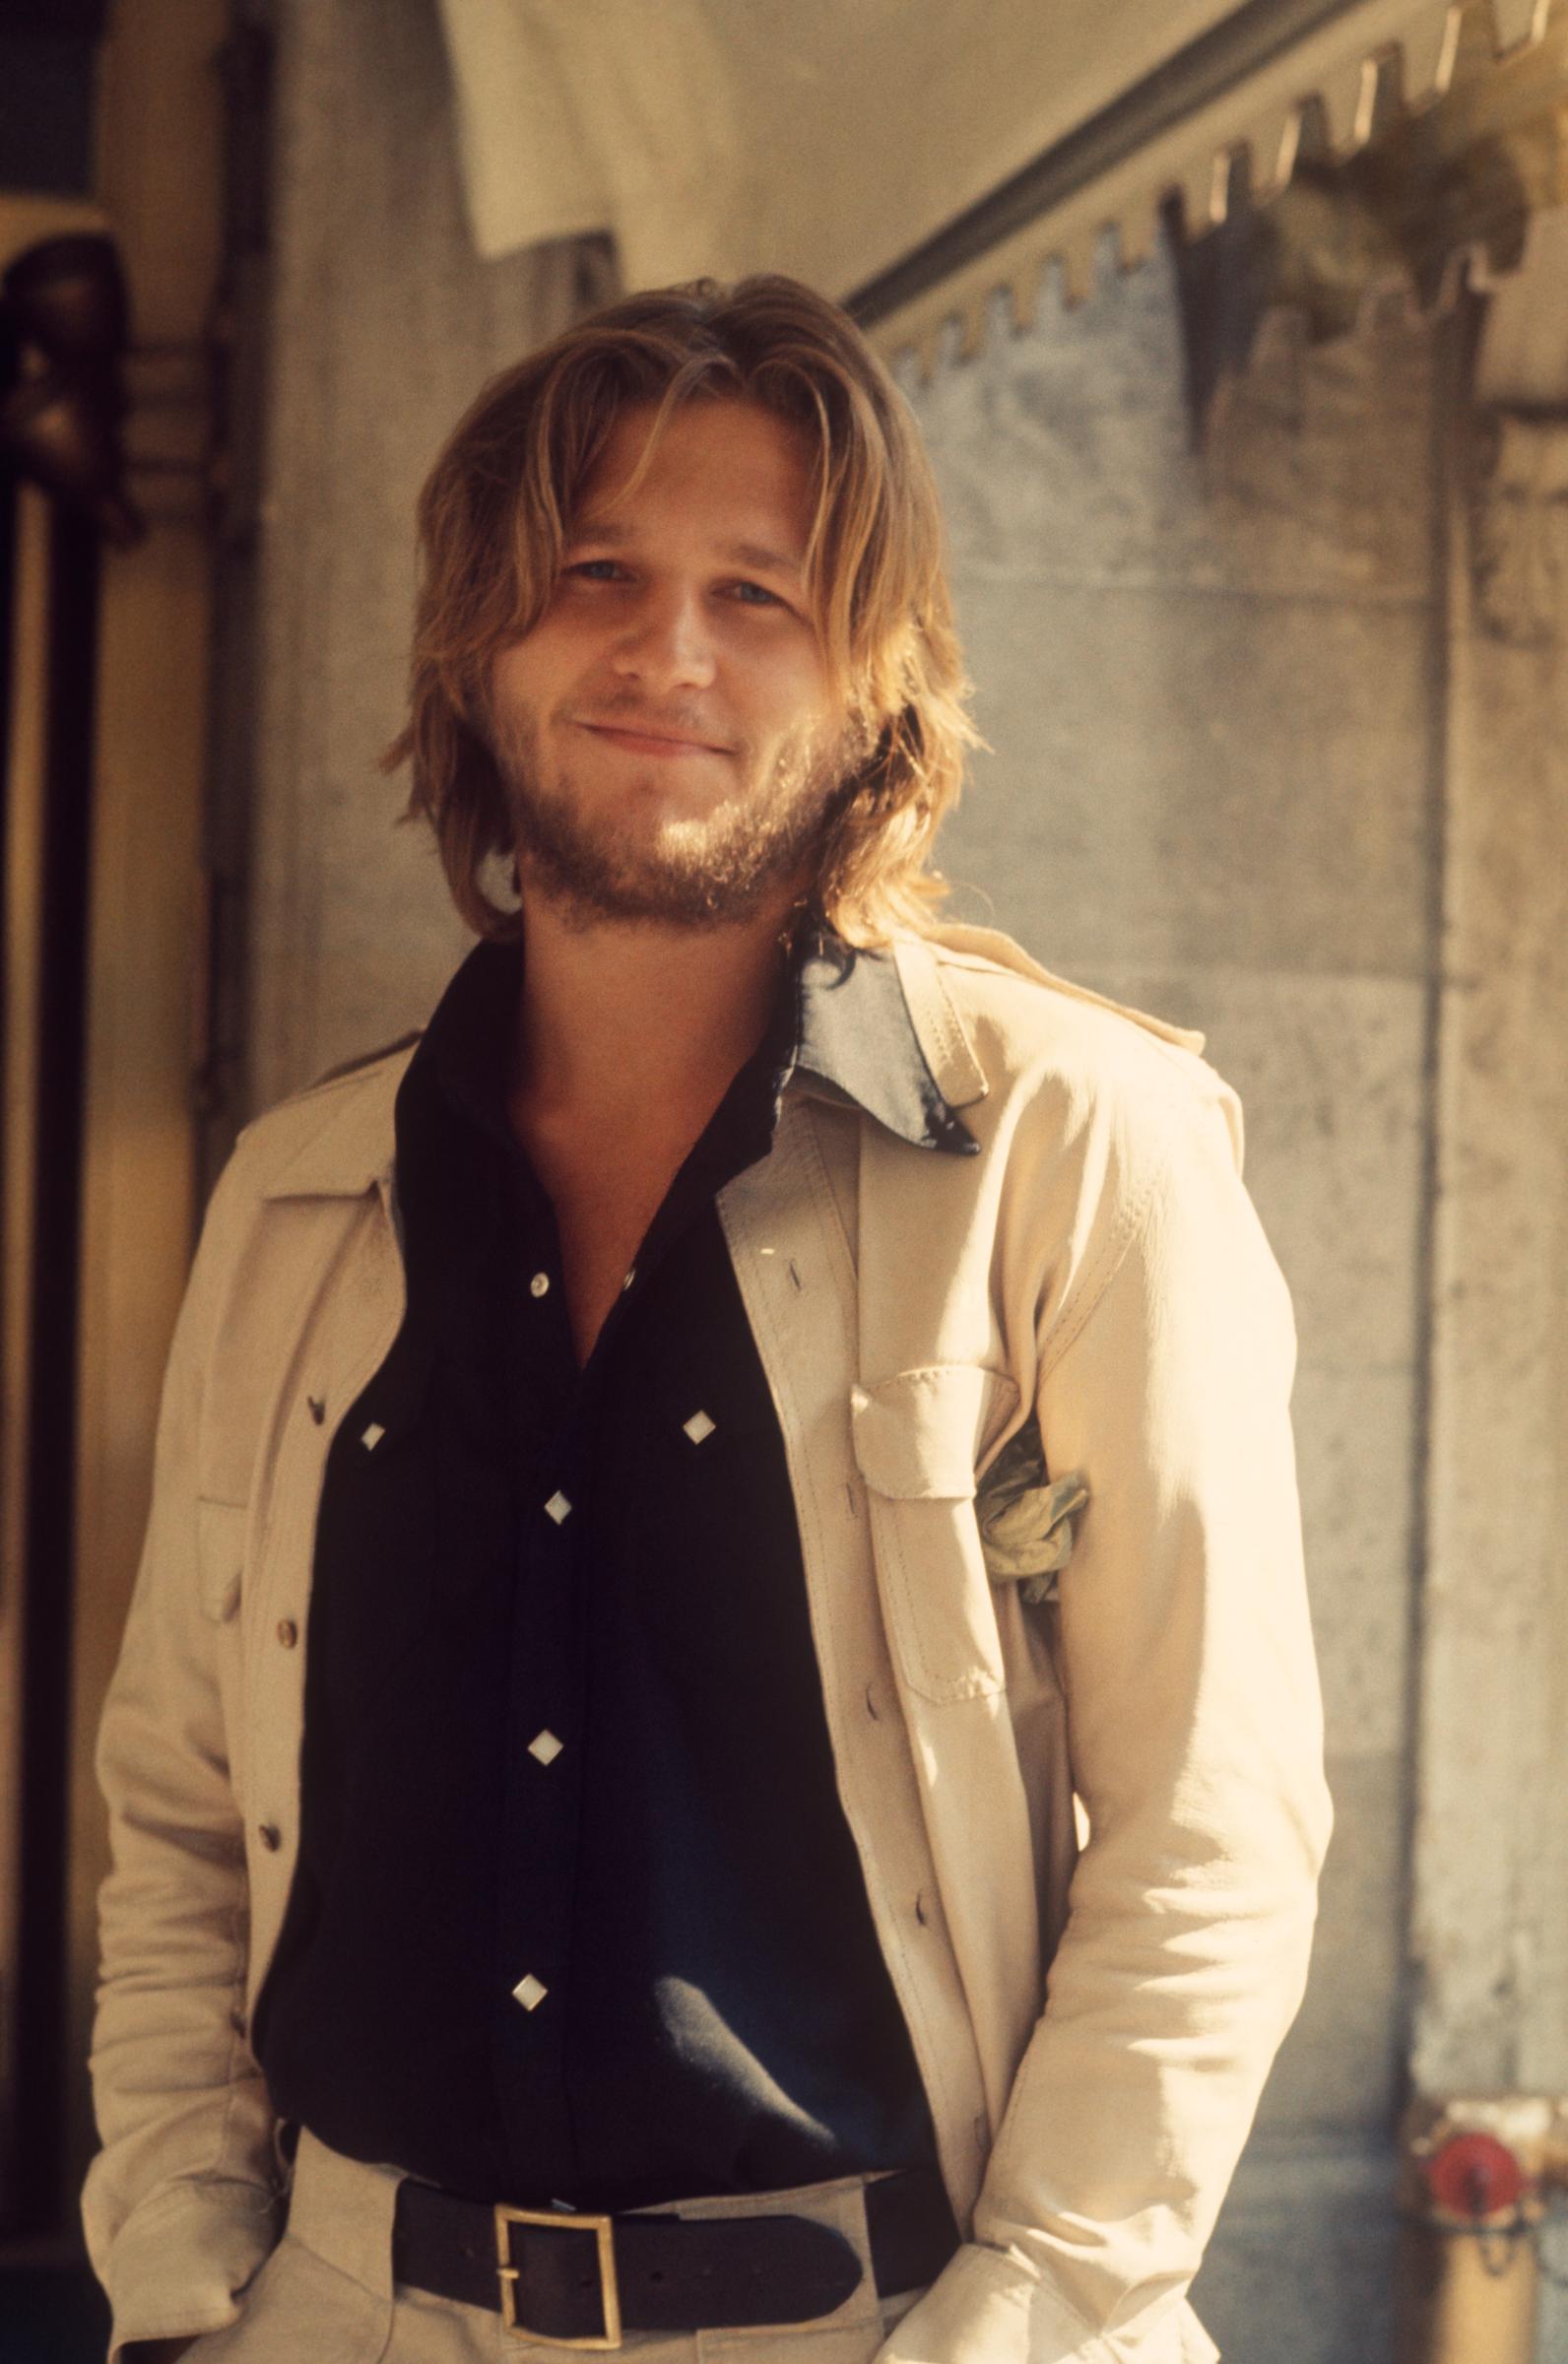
<box><xmin>901</xmin><ymin>255</ymin><xmax>1448</xmax><ymax>2364</ymax></box>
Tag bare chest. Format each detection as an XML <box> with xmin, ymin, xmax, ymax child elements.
<box><xmin>533</xmin><ymin>1142</ymin><xmax>693</xmax><ymax>1368</ymax></box>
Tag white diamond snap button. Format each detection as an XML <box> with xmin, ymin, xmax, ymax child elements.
<box><xmin>528</xmin><ymin>1728</ymin><xmax>563</xmax><ymax>1765</ymax></box>
<box><xmin>544</xmin><ymin>1491</ymin><xmax>572</xmax><ymax>1524</ymax></box>
<box><xmin>512</xmin><ymin>1972</ymin><xmax>548</xmax><ymax>2011</ymax></box>
<box><xmin>683</xmin><ymin>1410</ymin><xmax>716</xmax><ymax>1444</ymax></box>
<box><xmin>359</xmin><ymin>1422</ymin><xmax>385</xmax><ymax>1451</ymax></box>
<box><xmin>529</xmin><ymin>1272</ymin><xmax>550</xmax><ymax>1298</ymax></box>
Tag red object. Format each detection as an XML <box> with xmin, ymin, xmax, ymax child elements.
<box><xmin>1425</xmin><ymin>2132</ymin><xmax>1529</xmax><ymax>2220</ymax></box>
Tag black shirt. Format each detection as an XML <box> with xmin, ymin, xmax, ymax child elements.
<box><xmin>252</xmin><ymin>929</ymin><xmax>974</xmax><ymax>2210</ymax></box>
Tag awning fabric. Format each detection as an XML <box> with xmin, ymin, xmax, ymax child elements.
<box><xmin>436</xmin><ymin>0</ymin><xmax>1560</xmax><ymax>372</ymax></box>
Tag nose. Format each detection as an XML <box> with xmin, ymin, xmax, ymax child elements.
<box><xmin>610</xmin><ymin>583</ymin><xmax>717</xmax><ymax>693</ymax></box>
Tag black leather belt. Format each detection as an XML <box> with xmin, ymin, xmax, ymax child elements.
<box><xmin>392</xmin><ymin>2163</ymin><xmax>960</xmax><ymax>2348</ymax></box>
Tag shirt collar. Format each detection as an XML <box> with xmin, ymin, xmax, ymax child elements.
<box><xmin>786</xmin><ymin>932</ymin><xmax>976</xmax><ymax>1155</ymax></box>
<box><xmin>413</xmin><ymin>923</ymin><xmax>977</xmax><ymax>1160</ymax></box>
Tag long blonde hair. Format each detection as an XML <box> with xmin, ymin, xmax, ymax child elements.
<box><xmin>382</xmin><ymin>273</ymin><xmax>982</xmax><ymax>946</ymax></box>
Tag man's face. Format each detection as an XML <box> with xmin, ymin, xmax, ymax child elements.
<box><xmin>486</xmin><ymin>395</ymin><xmax>865</xmax><ymax>929</ymax></box>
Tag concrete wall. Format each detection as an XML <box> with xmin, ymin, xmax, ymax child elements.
<box><xmin>248</xmin><ymin>0</ymin><xmax>608</xmax><ymax>1112</ymax></box>
<box><xmin>900</xmin><ymin>257</ymin><xmax>1449</xmax><ymax>2364</ymax></box>
<box><xmin>1412</xmin><ymin>401</ymin><xmax>1568</xmax><ymax>2360</ymax></box>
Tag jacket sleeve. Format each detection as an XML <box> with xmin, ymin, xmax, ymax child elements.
<box><xmin>82</xmin><ymin>1158</ymin><xmax>285</xmax><ymax>2362</ymax></box>
<box><xmin>877</xmin><ymin>1075</ymin><xmax>1333</xmax><ymax>2364</ymax></box>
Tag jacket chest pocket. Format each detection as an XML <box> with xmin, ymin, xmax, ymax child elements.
<box><xmin>850</xmin><ymin>1364</ymin><xmax>1018</xmax><ymax>1703</ymax></box>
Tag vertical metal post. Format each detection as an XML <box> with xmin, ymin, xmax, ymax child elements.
<box><xmin>9</xmin><ymin>498</ymin><xmax>100</xmax><ymax>2240</ymax></box>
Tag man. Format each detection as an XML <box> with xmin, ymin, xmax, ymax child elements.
<box><xmin>85</xmin><ymin>274</ymin><xmax>1331</xmax><ymax>2364</ymax></box>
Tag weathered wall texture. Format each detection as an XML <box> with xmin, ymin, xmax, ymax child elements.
<box><xmin>249</xmin><ymin>0</ymin><xmax>605</xmax><ymax>1111</ymax></box>
<box><xmin>901</xmin><ymin>257</ymin><xmax>1447</xmax><ymax>2364</ymax></box>
<box><xmin>1412</xmin><ymin>404</ymin><xmax>1568</xmax><ymax>2357</ymax></box>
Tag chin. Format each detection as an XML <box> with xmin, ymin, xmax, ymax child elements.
<box><xmin>610</xmin><ymin>793</ymin><xmax>734</xmax><ymax>856</ymax></box>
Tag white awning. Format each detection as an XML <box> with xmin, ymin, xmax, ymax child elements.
<box><xmin>436</xmin><ymin>0</ymin><xmax>1559</xmax><ymax>369</ymax></box>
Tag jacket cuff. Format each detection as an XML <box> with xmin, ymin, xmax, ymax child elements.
<box><xmin>873</xmin><ymin>2240</ymin><xmax>1110</xmax><ymax>2364</ymax></box>
<box><xmin>871</xmin><ymin>2241</ymin><xmax>1219</xmax><ymax>2364</ymax></box>
<box><xmin>102</xmin><ymin>2176</ymin><xmax>282</xmax><ymax>2364</ymax></box>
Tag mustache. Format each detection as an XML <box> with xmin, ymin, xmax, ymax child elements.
<box><xmin>570</xmin><ymin>699</ymin><xmax>739</xmax><ymax>753</ymax></box>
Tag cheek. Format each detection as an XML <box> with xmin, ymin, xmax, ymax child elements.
<box><xmin>751</xmin><ymin>652</ymin><xmax>838</xmax><ymax>744</ymax></box>
<box><xmin>491</xmin><ymin>618</ymin><xmax>587</xmax><ymax>715</ymax></box>
<box><xmin>491</xmin><ymin>643</ymin><xmax>547</xmax><ymax>714</ymax></box>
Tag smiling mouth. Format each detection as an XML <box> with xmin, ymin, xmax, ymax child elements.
<box><xmin>579</xmin><ymin>722</ymin><xmax>729</xmax><ymax>757</ymax></box>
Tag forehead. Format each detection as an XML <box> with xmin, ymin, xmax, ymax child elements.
<box><xmin>573</xmin><ymin>396</ymin><xmax>816</xmax><ymax>547</ymax></box>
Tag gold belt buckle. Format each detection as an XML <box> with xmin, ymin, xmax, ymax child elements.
<box><xmin>493</xmin><ymin>2203</ymin><xmax>622</xmax><ymax>2349</ymax></box>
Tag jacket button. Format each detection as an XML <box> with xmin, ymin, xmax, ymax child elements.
<box><xmin>276</xmin><ymin>1619</ymin><xmax>298</xmax><ymax>1649</ymax></box>
<box><xmin>258</xmin><ymin>1823</ymin><xmax>282</xmax><ymax>1852</ymax></box>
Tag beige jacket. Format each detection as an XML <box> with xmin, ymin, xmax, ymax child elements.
<box><xmin>84</xmin><ymin>923</ymin><xmax>1332</xmax><ymax>2364</ymax></box>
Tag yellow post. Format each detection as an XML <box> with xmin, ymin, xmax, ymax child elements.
<box><xmin>1398</xmin><ymin>2218</ymin><xmax>1539</xmax><ymax>2364</ymax></box>
<box><xmin>1398</xmin><ymin>2096</ymin><xmax>1568</xmax><ymax>2364</ymax></box>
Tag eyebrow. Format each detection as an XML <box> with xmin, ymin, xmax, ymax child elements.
<box><xmin>568</xmin><ymin>515</ymin><xmax>806</xmax><ymax>581</ymax></box>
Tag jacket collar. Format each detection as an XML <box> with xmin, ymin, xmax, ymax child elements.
<box><xmin>887</xmin><ymin>932</ymin><xmax>989</xmax><ymax>1109</ymax></box>
<box><xmin>259</xmin><ymin>1047</ymin><xmax>415</xmax><ymax>1201</ymax></box>
<box><xmin>260</xmin><ymin>924</ymin><xmax>985</xmax><ymax>1201</ymax></box>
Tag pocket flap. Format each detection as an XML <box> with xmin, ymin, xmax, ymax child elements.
<box><xmin>849</xmin><ymin>1364</ymin><xmax>1018</xmax><ymax>1500</ymax></box>
<box><xmin>196</xmin><ymin>1497</ymin><xmax>247</xmax><ymax>1622</ymax></box>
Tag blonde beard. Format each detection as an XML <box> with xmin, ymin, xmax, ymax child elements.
<box><xmin>490</xmin><ymin>703</ymin><xmax>861</xmax><ymax>932</ymax></box>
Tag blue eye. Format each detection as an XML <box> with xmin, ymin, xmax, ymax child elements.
<box><xmin>562</xmin><ymin>562</ymin><xmax>784</xmax><ymax>609</ymax></box>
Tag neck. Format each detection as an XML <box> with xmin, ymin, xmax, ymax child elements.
<box><xmin>510</xmin><ymin>883</ymin><xmax>804</xmax><ymax>1137</ymax></box>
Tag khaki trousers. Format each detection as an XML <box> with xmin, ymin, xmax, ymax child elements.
<box><xmin>180</xmin><ymin>2130</ymin><xmax>932</xmax><ymax>2364</ymax></box>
